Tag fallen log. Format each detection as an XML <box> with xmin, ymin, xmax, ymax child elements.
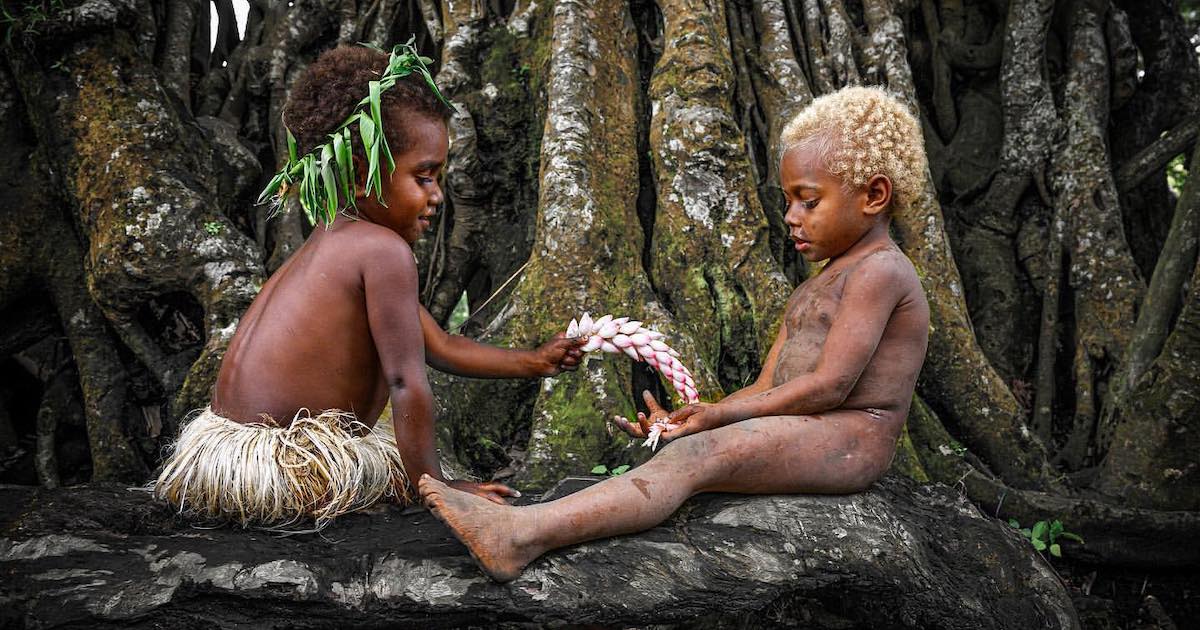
<box><xmin>0</xmin><ymin>476</ymin><xmax>1078</xmax><ymax>629</ymax></box>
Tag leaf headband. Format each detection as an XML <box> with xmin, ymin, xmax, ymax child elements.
<box><xmin>257</xmin><ymin>37</ymin><xmax>452</xmax><ymax>225</ymax></box>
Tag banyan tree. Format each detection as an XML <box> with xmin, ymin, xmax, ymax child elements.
<box><xmin>1</xmin><ymin>0</ymin><xmax>1197</xmax><ymax>577</ymax></box>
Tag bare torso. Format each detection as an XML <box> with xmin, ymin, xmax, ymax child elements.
<box><xmin>771</xmin><ymin>242</ymin><xmax>928</xmax><ymax>436</ymax></box>
<box><xmin>211</xmin><ymin>219</ymin><xmax>404</xmax><ymax>426</ymax></box>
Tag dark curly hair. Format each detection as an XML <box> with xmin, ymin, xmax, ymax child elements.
<box><xmin>283</xmin><ymin>46</ymin><xmax>451</xmax><ymax>164</ymax></box>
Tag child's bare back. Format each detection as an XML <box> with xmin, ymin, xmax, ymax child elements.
<box><xmin>213</xmin><ymin>219</ymin><xmax>417</xmax><ymax>427</ymax></box>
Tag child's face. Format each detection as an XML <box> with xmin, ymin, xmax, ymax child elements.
<box><xmin>359</xmin><ymin>116</ymin><xmax>448</xmax><ymax>243</ymax></box>
<box><xmin>780</xmin><ymin>145</ymin><xmax>887</xmax><ymax>262</ymax></box>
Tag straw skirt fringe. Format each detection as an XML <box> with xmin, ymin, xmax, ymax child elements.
<box><xmin>152</xmin><ymin>408</ymin><xmax>409</xmax><ymax>531</ymax></box>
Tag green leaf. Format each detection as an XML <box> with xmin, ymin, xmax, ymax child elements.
<box><xmin>367</xmin><ymin>137</ymin><xmax>381</xmax><ymax>200</ymax></box>
<box><xmin>611</xmin><ymin>465</ymin><xmax>631</xmax><ymax>476</ymax></box>
<box><xmin>367</xmin><ymin>80</ymin><xmax>394</xmax><ymax>176</ymax></box>
<box><xmin>257</xmin><ymin>170</ymin><xmax>287</xmax><ymax>204</ymax></box>
<box><xmin>1031</xmin><ymin>538</ymin><xmax>1047</xmax><ymax>551</ymax></box>
<box><xmin>1031</xmin><ymin>521</ymin><xmax>1048</xmax><ymax>542</ymax></box>
<box><xmin>331</xmin><ymin>131</ymin><xmax>352</xmax><ymax>211</ymax></box>
<box><xmin>590</xmin><ymin>465</ymin><xmax>608</xmax><ymax>475</ymax></box>
<box><xmin>1049</xmin><ymin>520</ymin><xmax>1064</xmax><ymax>539</ymax></box>
<box><xmin>358</xmin><ymin>114</ymin><xmax>375</xmax><ymax>158</ymax></box>
<box><xmin>302</xmin><ymin>155</ymin><xmax>319</xmax><ymax>225</ymax></box>
<box><xmin>287</xmin><ymin>128</ymin><xmax>298</xmax><ymax>164</ymax></box>
<box><xmin>1060</xmin><ymin>532</ymin><xmax>1085</xmax><ymax>544</ymax></box>
<box><xmin>1019</xmin><ymin>528</ymin><xmax>1032</xmax><ymax>538</ymax></box>
<box><xmin>1049</xmin><ymin>544</ymin><xmax>1061</xmax><ymax>558</ymax></box>
<box><xmin>368</xmin><ymin>80</ymin><xmax>383</xmax><ymax>145</ymax></box>
<box><xmin>320</xmin><ymin>144</ymin><xmax>338</xmax><ymax>223</ymax></box>
<box><xmin>1007</xmin><ymin>518</ymin><xmax>1020</xmax><ymax>529</ymax></box>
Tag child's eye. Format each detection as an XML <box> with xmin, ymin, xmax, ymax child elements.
<box><xmin>417</xmin><ymin>176</ymin><xmax>434</xmax><ymax>185</ymax></box>
<box><xmin>802</xmin><ymin>199</ymin><xmax>819</xmax><ymax>209</ymax></box>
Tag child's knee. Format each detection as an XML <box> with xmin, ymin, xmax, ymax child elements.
<box><xmin>659</xmin><ymin>431</ymin><xmax>719</xmax><ymax>462</ymax></box>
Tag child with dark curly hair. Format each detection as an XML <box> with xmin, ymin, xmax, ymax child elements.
<box><xmin>153</xmin><ymin>45</ymin><xmax>583</xmax><ymax>531</ymax></box>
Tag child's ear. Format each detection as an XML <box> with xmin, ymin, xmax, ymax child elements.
<box><xmin>863</xmin><ymin>174</ymin><xmax>892</xmax><ymax>216</ymax></box>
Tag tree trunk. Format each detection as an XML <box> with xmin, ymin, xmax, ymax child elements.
<box><xmin>1</xmin><ymin>1</ymin><xmax>1198</xmax><ymax>613</ymax></box>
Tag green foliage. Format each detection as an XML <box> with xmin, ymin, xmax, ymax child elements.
<box><xmin>511</xmin><ymin>62</ymin><xmax>531</xmax><ymax>83</ymax></box>
<box><xmin>1166</xmin><ymin>153</ymin><xmax>1189</xmax><ymax>197</ymax></box>
<box><xmin>447</xmin><ymin>292</ymin><xmax>470</xmax><ymax>331</ymax></box>
<box><xmin>2</xmin><ymin>0</ymin><xmax>64</xmax><ymax>45</ymax></box>
<box><xmin>203</xmin><ymin>221</ymin><xmax>224</xmax><ymax>235</ymax></box>
<box><xmin>939</xmin><ymin>439</ymin><xmax>968</xmax><ymax>457</ymax></box>
<box><xmin>590</xmin><ymin>464</ymin><xmax>632</xmax><ymax>476</ymax></box>
<box><xmin>1007</xmin><ymin>518</ymin><xmax>1085</xmax><ymax>558</ymax></box>
<box><xmin>256</xmin><ymin>37</ymin><xmax>452</xmax><ymax>226</ymax></box>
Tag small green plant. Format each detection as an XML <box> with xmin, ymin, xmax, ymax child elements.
<box><xmin>511</xmin><ymin>62</ymin><xmax>531</xmax><ymax>82</ymax></box>
<box><xmin>203</xmin><ymin>221</ymin><xmax>225</xmax><ymax>235</ymax></box>
<box><xmin>591</xmin><ymin>464</ymin><xmax>631</xmax><ymax>476</ymax></box>
<box><xmin>938</xmin><ymin>440</ymin><xmax>968</xmax><ymax>457</ymax></box>
<box><xmin>1008</xmin><ymin>518</ymin><xmax>1084</xmax><ymax>558</ymax></box>
<box><xmin>2</xmin><ymin>1</ymin><xmax>64</xmax><ymax>46</ymax></box>
<box><xmin>1166</xmin><ymin>152</ymin><xmax>1188</xmax><ymax>197</ymax></box>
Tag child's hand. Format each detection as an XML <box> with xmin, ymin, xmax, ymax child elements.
<box><xmin>448</xmin><ymin>480</ymin><xmax>522</xmax><ymax>505</ymax></box>
<box><xmin>657</xmin><ymin>402</ymin><xmax>733</xmax><ymax>442</ymax></box>
<box><xmin>533</xmin><ymin>332</ymin><xmax>586</xmax><ymax>376</ymax></box>
<box><xmin>612</xmin><ymin>390</ymin><xmax>674</xmax><ymax>438</ymax></box>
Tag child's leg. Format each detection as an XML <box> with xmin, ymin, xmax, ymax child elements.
<box><xmin>420</xmin><ymin>409</ymin><xmax>900</xmax><ymax>581</ymax></box>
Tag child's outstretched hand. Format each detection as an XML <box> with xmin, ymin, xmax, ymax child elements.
<box><xmin>656</xmin><ymin>402</ymin><xmax>734</xmax><ymax>442</ymax></box>
<box><xmin>448</xmin><ymin>479</ymin><xmax>521</xmax><ymax>505</ymax></box>
<box><xmin>533</xmin><ymin>332</ymin><xmax>586</xmax><ymax>376</ymax></box>
<box><xmin>612</xmin><ymin>390</ymin><xmax>675</xmax><ymax>438</ymax></box>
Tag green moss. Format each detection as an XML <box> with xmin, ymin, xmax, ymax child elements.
<box><xmin>905</xmin><ymin>394</ymin><xmax>972</xmax><ymax>485</ymax></box>
<box><xmin>519</xmin><ymin>359</ymin><xmax>652</xmax><ymax>490</ymax></box>
<box><xmin>890</xmin><ymin>423</ymin><xmax>929</xmax><ymax>483</ymax></box>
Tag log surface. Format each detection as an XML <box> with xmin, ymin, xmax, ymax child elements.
<box><xmin>0</xmin><ymin>476</ymin><xmax>1078</xmax><ymax>629</ymax></box>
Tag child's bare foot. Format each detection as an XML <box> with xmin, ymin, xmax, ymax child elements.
<box><xmin>418</xmin><ymin>475</ymin><xmax>536</xmax><ymax>582</ymax></box>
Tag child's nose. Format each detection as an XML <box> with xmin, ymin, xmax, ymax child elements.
<box><xmin>783</xmin><ymin>202</ymin><xmax>802</xmax><ymax>226</ymax></box>
<box><xmin>430</xmin><ymin>182</ymin><xmax>444</xmax><ymax>206</ymax></box>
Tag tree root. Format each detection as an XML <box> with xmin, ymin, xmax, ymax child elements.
<box><xmin>907</xmin><ymin>396</ymin><xmax>1200</xmax><ymax>568</ymax></box>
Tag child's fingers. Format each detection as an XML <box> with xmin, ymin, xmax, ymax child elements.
<box><xmin>483</xmin><ymin>492</ymin><xmax>509</xmax><ymax>505</ymax></box>
<box><xmin>636</xmin><ymin>411</ymin><xmax>653</xmax><ymax>435</ymax></box>
<box><xmin>481</xmin><ymin>482</ymin><xmax>521</xmax><ymax>498</ymax></box>
<box><xmin>659</xmin><ymin>421</ymin><xmax>694</xmax><ymax>443</ymax></box>
<box><xmin>612</xmin><ymin>415</ymin><xmax>645</xmax><ymax>438</ymax></box>
<box><xmin>641</xmin><ymin>390</ymin><xmax>665</xmax><ymax>414</ymax></box>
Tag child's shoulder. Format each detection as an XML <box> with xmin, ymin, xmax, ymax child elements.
<box><xmin>840</xmin><ymin>244</ymin><xmax>922</xmax><ymax>298</ymax></box>
<box><xmin>855</xmin><ymin>244</ymin><xmax>917</xmax><ymax>278</ymax></box>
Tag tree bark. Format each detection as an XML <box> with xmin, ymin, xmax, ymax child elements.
<box><xmin>1049</xmin><ymin>0</ymin><xmax>1145</xmax><ymax>467</ymax></box>
<box><xmin>7</xmin><ymin>5</ymin><xmax>265</xmax><ymax>432</ymax></box>
<box><xmin>0</xmin><ymin>478</ymin><xmax>1079</xmax><ymax>629</ymax></box>
<box><xmin>862</xmin><ymin>0</ymin><xmax>1056</xmax><ymax>490</ymax></box>
<box><xmin>1</xmin><ymin>2</ymin><xmax>1197</xmax><ymax>607</ymax></box>
<box><xmin>1095</xmin><ymin>139</ymin><xmax>1200</xmax><ymax>510</ymax></box>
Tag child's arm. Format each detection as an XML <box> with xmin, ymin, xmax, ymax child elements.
<box><xmin>363</xmin><ymin>236</ymin><xmax>517</xmax><ymax>503</ymax></box>
<box><xmin>663</xmin><ymin>256</ymin><xmax>907</xmax><ymax>440</ymax></box>
<box><xmin>420</xmin><ymin>307</ymin><xmax>585</xmax><ymax>378</ymax></box>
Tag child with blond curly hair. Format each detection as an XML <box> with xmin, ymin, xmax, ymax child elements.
<box><xmin>419</xmin><ymin>86</ymin><xmax>931</xmax><ymax>582</ymax></box>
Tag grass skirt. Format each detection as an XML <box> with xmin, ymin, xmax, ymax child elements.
<box><xmin>152</xmin><ymin>407</ymin><xmax>409</xmax><ymax>531</ymax></box>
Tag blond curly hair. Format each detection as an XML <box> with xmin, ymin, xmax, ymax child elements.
<box><xmin>780</xmin><ymin>86</ymin><xmax>928</xmax><ymax>214</ymax></box>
